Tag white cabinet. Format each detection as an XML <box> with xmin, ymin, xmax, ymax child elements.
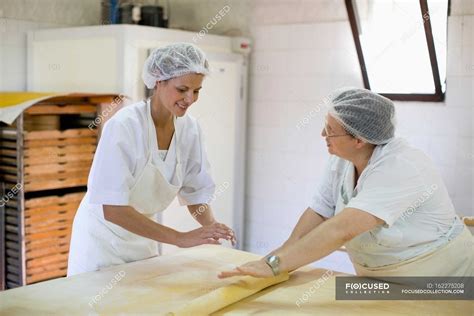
<box><xmin>28</xmin><ymin>25</ymin><xmax>249</xmax><ymax>252</ymax></box>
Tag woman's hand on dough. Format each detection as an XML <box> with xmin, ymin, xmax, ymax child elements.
<box><xmin>217</xmin><ymin>260</ymin><xmax>273</xmax><ymax>279</ymax></box>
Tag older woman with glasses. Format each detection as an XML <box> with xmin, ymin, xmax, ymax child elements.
<box><xmin>219</xmin><ymin>87</ymin><xmax>473</xmax><ymax>279</ymax></box>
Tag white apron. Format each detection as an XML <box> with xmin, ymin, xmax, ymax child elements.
<box><xmin>67</xmin><ymin>100</ymin><xmax>183</xmax><ymax>275</ymax></box>
<box><xmin>352</xmin><ymin>226</ymin><xmax>473</xmax><ymax>277</ymax></box>
<box><xmin>336</xmin><ymin>164</ymin><xmax>473</xmax><ymax>277</ymax></box>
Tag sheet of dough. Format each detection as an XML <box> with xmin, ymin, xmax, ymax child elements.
<box><xmin>169</xmin><ymin>273</ymin><xmax>289</xmax><ymax>315</ymax></box>
<box><xmin>0</xmin><ymin>245</ymin><xmax>470</xmax><ymax>315</ymax></box>
<box><xmin>0</xmin><ymin>245</ymin><xmax>285</xmax><ymax>315</ymax></box>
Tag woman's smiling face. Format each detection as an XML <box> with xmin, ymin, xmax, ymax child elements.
<box><xmin>155</xmin><ymin>73</ymin><xmax>204</xmax><ymax>117</ymax></box>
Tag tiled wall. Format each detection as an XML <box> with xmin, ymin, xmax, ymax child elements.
<box><xmin>245</xmin><ymin>20</ymin><xmax>361</xmax><ymax>273</ymax></box>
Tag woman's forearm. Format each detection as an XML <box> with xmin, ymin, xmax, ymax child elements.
<box><xmin>187</xmin><ymin>204</ymin><xmax>216</xmax><ymax>226</ymax></box>
<box><xmin>103</xmin><ymin>205</ymin><xmax>179</xmax><ymax>245</ymax></box>
<box><xmin>275</xmin><ymin>208</ymin><xmax>383</xmax><ymax>272</ymax></box>
<box><xmin>276</xmin><ymin>218</ymin><xmax>348</xmax><ymax>272</ymax></box>
<box><xmin>267</xmin><ymin>208</ymin><xmax>326</xmax><ymax>257</ymax></box>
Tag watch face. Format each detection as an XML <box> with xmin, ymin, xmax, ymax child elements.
<box><xmin>266</xmin><ymin>255</ymin><xmax>280</xmax><ymax>276</ymax></box>
<box><xmin>268</xmin><ymin>255</ymin><xmax>279</xmax><ymax>266</ymax></box>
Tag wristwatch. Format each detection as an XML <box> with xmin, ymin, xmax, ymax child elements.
<box><xmin>264</xmin><ymin>255</ymin><xmax>281</xmax><ymax>276</ymax></box>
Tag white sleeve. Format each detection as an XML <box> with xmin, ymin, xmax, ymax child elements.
<box><xmin>346</xmin><ymin>158</ymin><xmax>427</xmax><ymax>227</ymax></box>
<box><xmin>88</xmin><ymin>119</ymin><xmax>137</xmax><ymax>205</ymax></box>
<box><xmin>178</xmin><ymin>123</ymin><xmax>215</xmax><ymax>206</ymax></box>
<box><xmin>309</xmin><ymin>157</ymin><xmax>337</xmax><ymax>218</ymax></box>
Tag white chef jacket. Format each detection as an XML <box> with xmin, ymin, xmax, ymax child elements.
<box><xmin>88</xmin><ymin>99</ymin><xmax>215</xmax><ymax>206</ymax></box>
<box><xmin>310</xmin><ymin>138</ymin><xmax>464</xmax><ymax>268</ymax></box>
<box><xmin>67</xmin><ymin>100</ymin><xmax>215</xmax><ymax>275</ymax></box>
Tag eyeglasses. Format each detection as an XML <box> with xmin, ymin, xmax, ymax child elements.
<box><xmin>323</xmin><ymin>123</ymin><xmax>351</xmax><ymax>138</ymax></box>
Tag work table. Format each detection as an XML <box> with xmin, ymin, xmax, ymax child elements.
<box><xmin>0</xmin><ymin>245</ymin><xmax>471</xmax><ymax>315</ymax></box>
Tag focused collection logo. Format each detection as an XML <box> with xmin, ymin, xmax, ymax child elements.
<box><xmin>345</xmin><ymin>281</ymin><xmax>390</xmax><ymax>294</ymax></box>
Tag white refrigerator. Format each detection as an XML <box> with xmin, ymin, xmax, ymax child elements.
<box><xmin>27</xmin><ymin>25</ymin><xmax>249</xmax><ymax>253</ymax></box>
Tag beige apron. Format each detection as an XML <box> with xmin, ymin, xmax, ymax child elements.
<box><xmin>67</xmin><ymin>99</ymin><xmax>183</xmax><ymax>275</ymax></box>
<box><xmin>353</xmin><ymin>226</ymin><xmax>473</xmax><ymax>277</ymax></box>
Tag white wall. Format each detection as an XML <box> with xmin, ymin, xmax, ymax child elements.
<box><xmin>0</xmin><ymin>0</ymin><xmax>101</xmax><ymax>90</ymax></box>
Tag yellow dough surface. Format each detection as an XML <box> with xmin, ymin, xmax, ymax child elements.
<box><xmin>169</xmin><ymin>273</ymin><xmax>289</xmax><ymax>315</ymax></box>
<box><xmin>0</xmin><ymin>245</ymin><xmax>470</xmax><ymax>315</ymax></box>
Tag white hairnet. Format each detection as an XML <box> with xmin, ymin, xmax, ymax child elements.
<box><xmin>327</xmin><ymin>87</ymin><xmax>396</xmax><ymax>145</ymax></box>
<box><xmin>142</xmin><ymin>42</ymin><xmax>210</xmax><ymax>89</ymax></box>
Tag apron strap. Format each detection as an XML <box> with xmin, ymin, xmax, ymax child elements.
<box><xmin>173</xmin><ymin>115</ymin><xmax>184</xmax><ymax>183</ymax></box>
<box><xmin>146</xmin><ymin>98</ymin><xmax>184</xmax><ymax>183</ymax></box>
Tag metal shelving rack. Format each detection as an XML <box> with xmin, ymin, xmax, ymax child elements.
<box><xmin>0</xmin><ymin>114</ymin><xmax>26</xmax><ymax>289</ymax></box>
<box><xmin>0</xmin><ymin>95</ymin><xmax>118</xmax><ymax>289</ymax></box>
